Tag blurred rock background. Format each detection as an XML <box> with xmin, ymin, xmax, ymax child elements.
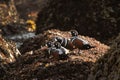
<box><xmin>36</xmin><ymin>0</ymin><xmax>120</xmax><ymax>43</ymax></box>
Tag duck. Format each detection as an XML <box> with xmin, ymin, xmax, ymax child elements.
<box><xmin>45</xmin><ymin>41</ymin><xmax>56</xmax><ymax>58</ymax></box>
<box><xmin>70</xmin><ymin>30</ymin><xmax>95</xmax><ymax>50</ymax></box>
<box><xmin>53</xmin><ymin>36</ymin><xmax>75</xmax><ymax>50</ymax></box>
<box><xmin>53</xmin><ymin>42</ymin><xmax>68</xmax><ymax>60</ymax></box>
<box><xmin>46</xmin><ymin>41</ymin><xmax>68</xmax><ymax>60</ymax></box>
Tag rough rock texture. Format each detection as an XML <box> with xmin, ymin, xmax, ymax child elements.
<box><xmin>0</xmin><ymin>35</ymin><xmax>21</xmax><ymax>64</ymax></box>
<box><xmin>1</xmin><ymin>29</ymin><xmax>108</xmax><ymax>80</ymax></box>
<box><xmin>15</xmin><ymin>0</ymin><xmax>49</xmax><ymax>20</ymax></box>
<box><xmin>0</xmin><ymin>0</ymin><xmax>27</xmax><ymax>36</ymax></box>
<box><xmin>0</xmin><ymin>0</ymin><xmax>19</xmax><ymax>25</ymax></box>
<box><xmin>20</xmin><ymin>29</ymin><xmax>110</xmax><ymax>58</ymax></box>
<box><xmin>0</xmin><ymin>35</ymin><xmax>21</xmax><ymax>78</ymax></box>
<box><xmin>1</xmin><ymin>22</ymin><xmax>27</xmax><ymax>36</ymax></box>
<box><xmin>0</xmin><ymin>0</ymin><xmax>119</xmax><ymax>79</ymax></box>
<box><xmin>88</xmin><ymin>34</ymin><xmax>120</xmax><ymax>80</ymax></box>
<box><xmin>36</xmin><ymin>0</ymin><xmax>120</xmax><ymax>42</ymax></box>
<box><xmin>19</xmin><ymin>34</ymin><xmax>47</xmax><ymax>54</ymax></box>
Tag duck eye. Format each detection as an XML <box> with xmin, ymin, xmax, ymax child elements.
<box><xmin>73</xmin><ymin>32</ymin><xmax>75</xmax><ymax>34</ymax></box>
<box><xmin>46</xmin><ymin>41</ymin><xmax>53</xmax><ymax>47</ymax></box>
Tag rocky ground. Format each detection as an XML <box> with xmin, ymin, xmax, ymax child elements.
<box><xmin>0</xmin><ymin>30</ymin><xmax>110</xmax><ymax>80</ymax></box>
<box><xmin>88</xmin><ymin>33</ymin><xmax>120</xmax><ymax>80</ymax></box>
<box><xmin>0</xmin><ymin>0</ymin><xmax>120</xmax><ymax>80</ymax></box>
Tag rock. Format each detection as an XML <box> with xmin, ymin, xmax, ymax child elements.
<box><xmin>19</xmin><ymin>34</ymin><xmax>47</xmax><ymax>54</ymax></box>
<box><xmin>36</xmin><ymin>0</ymin><xmax>120</xmax><ymax>42</ymax></box>
<box><xmin>0</xmin><ymin>0</ymin><xmax>19</xmax><ymax>25</ymax></box>
<box><xmin>88</xmin><ymin>33</ymin><xmax>120</xmax><ymax>80</ymax></box>
<box><xmin>0</xmin><ymin>0</ymin><xmax>26</xmax><ymax>36</ymax></box>
<box><xmin>0</xmin><ymin>35</ymin><xmax>21</xmax><ymax>64</ymax></box>
<box><xmin>14</xmin><ymin>0</ymin><xmax>49</xmax><ymax>20</ymax></box>
<box><xmin>0</xmin><ymin>29</ymin><xmax>110</xmax><ymax>80</ymax></box>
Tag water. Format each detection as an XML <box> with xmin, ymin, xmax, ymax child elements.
<box><xmin>6</xmin><ymin>32</ymin><xmax>35</xmax><ymax>48</ymax></box>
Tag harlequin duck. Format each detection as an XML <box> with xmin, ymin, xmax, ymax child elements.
<box><xmin>46</xmin><ymin>41</ymin><xmax>54</xmax><ymax>48</ymax></box>
<box><xmin>70</xmin><ymin>30</ymin><xmax>95</xmax><ymax>50</ymax></box>
<box><xmin>45</xmin><ymin>41</ymin><xmax>56</xmax><ymax>58</ymax></box>
<box><xmin>54</xmin><ymin>36</ymin><xmax>75</xmax><ymax>50</ymax></box>
<box><xmin>46</xmin><ymin>41</ymin><xmax>68</xmax><ymax>60</ymax></box>
<box><xmin>53</xmin><ymin>42</ymin><xmax>68</xmax><ymax>60</ymax></box>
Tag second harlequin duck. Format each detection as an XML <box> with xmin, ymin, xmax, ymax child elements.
<box><xmin>70</xmin><ymin>30</ymin><xmax>95</xmax><ymax>50</ymax></box>
<box><xmin>46</xmin><ymin>41</ymin><xmax>68</xmax><ymax>60</ymax></box>
<box><xmin>45</xmin><ymin>41</ymin><xmax>56</xmax><ymax>58</ymax></box>
<box><xmin>54</xmin><ymin>36</ymin><xmax>75</xmax><ymax>50</ymax></box>
<box><xmin>53</xmin><ymin>42</ymin><xmax>68</xmax><ymax>60</ymax></box>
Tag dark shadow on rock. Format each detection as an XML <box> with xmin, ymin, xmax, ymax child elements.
<box><xmin>36</xmin><ymin>0</ymin><xmax>120</xmax><ymax>43</ymax></box>
<box><xmin>88</xmin><ymin>33</ymin><xmax>120</xmax><ymax>80</ymax></box>
<box><xmin>2</xmin><ymin>54</ymin><xmax>93</xmax><ymax>80</ymax></box>
<box><xmin>29</xmin><ymin>61</ymin><xmax>93</xmax><ymax>80</ymax></box>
